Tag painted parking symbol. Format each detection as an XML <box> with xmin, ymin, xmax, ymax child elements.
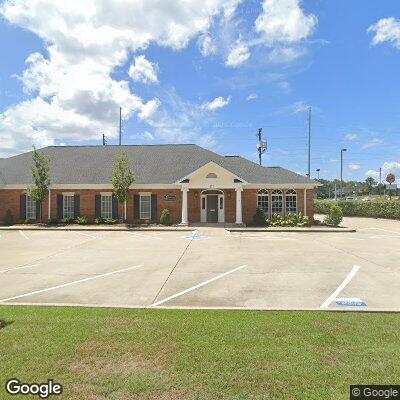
<box><xmin>183</xmin><ymin>234</ymin><xmax>210</xmax><ymax>241</ymax></box>
<box><xmin>335</xmin><ymin>298</ymin><xmax>367</xmax><ymax>307</ymax></box>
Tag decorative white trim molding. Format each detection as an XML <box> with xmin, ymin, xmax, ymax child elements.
<box><xmin>174</xmin><ymin>161</ymin><xmax>248</xmax><ymax>185</ymax></box>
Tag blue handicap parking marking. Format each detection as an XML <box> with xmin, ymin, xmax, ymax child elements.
<box><xmin>183</xmin><ymin>234</ymin><xmax>209</xmax><ymax>241</ymax></box>
<box><xmin>335</xmin><ymin>298</ymin><xmax>367</xmax><ymax>307</ymax></box>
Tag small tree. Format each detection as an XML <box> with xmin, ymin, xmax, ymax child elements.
<box><xmin>27</xmin><ymin>147</ymin><xmax>51</xmax><ymax>222</ymax></box>
<box><xmin>112</xmin><ymin>152</ymin><xmax>135</xmax><ymax>221</ymax></box>
<box><xmin>365</xmin><ymin>177</ymin><xmax>377</xmax><ymax>195</ymax></box>
<box><xmin>160</xmin><ymin>209</ymin><xmax>171</xmax><ymax>225</ymax></box>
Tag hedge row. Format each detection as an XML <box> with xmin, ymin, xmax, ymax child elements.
<box><xmin>315</xmin><ymin>199</ymin><xmax>400</xmax><ymax>220</ymax></box>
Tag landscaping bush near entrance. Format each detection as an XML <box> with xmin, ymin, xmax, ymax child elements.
<box><xmin>160</xmin><ymin>209</ymin><xmax>171</xmax><ymax>225</ymax></box>
<box><xmin>252</xmin><ymin>210</ymin><xmax>310</xmax><ymax>227</ymax></box>
<box><xmin>3</xmin><ymin>209</ymin><xmax>14</xmax><ymax>226</ymax></box>
<box><xmin>324</xmin><ymin>204</ymin><xmax>343</xmax><ymax>227</ymax></box>
<box><xmin>315</xmin><ymin>199</ymin><xmax>400</xmax><ymax>219</ymax></box>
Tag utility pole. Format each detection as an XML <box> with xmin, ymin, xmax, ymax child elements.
<box><xmin>379</xmin><ymin>167</ymin><xmax>382</xmax><ymax>197</ymax></box>
<box><xmin>256</xmin><ymin>128</ymin><xmax>267</xmax><ymax>166</ymax></box>
<box><xmin>119</xmin><ymin>106</ymin><xmax>122</xmax><ymax>146</ymax></box>
<box><xmin>102</xmin><ymin>134</ymin><xmax>107</xmax><ymax>146</ymax></box>
<box><xmin>307</xmin><ymin>107</ymin><xmax>311</xmax><ymax>177</ymax></box>
<box><xmin>340</xmin><ymin>148</ymin><xmax>347</xmax><ymax>199</ymax></box>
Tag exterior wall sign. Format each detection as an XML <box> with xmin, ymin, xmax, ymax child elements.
<box><xmin>164</xmin><ymin>194</ymin><xmax>177</xmax><ymax>201</ymax></box>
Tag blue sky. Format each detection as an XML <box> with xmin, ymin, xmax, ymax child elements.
<box><xmin>0</xmin><ymin>0</ymin><xmax>399</xmax><ymax>183</ymax></box>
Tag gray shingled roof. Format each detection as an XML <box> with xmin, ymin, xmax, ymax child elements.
<box><xmin>0</xmin><ymin>144</ymin><xmax>316</xmax><ymax>185</ymax></box>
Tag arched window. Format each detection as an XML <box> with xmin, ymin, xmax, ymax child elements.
<box><xmin>206</xmin><ymin>173</ymin><xmax>217</xmax><ymax>178</ymax></box>
<box><xmin>285</xmin><ymin>189</ymin><xmax>297</xmax><ymax>213</ymax></box>
<box><xmin>271</xmin><ymin>190</ymin><xmax>283</xmax><ymax>215</ymax></box>
<box><xmin>257</xmin><ymin>189</ymin><xmax>269</xmax><ymax>215</ymax></box>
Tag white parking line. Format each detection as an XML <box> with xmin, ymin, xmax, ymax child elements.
<box><xmin>225</xmin><ymin>229</ymin><xmax>232</xmax><ymax>236</ymax></box>
<box><xmin>359</xmin><ymin>227</ymin><xmax>400</xmax><ymax>235</ymax></box>
<box><xmin>126</xmin><ymin>232</ymin><xmax>162</xmax><ymax>240</ymax></box>
<box><xmin>0</xmin><ymin>263</ymin><xmax>40</xmax><ymax>274</ymax></box>
<box><xmin>0</xmin><ymin>264</ymin><xmax>143</xmax><ymax>303</ymax></box>
<box><xmin>74</xmin><ymin>232</ymin><xmax>103</xmax><ymax>240</ymax></box>
<box><xmin>320</xmin><ymin>265</ymin><xmax>360</xmax><ymax>309</ymax></box>
<box><xmin>150</xmin><ymin>264</ymin><xmax>248</xmax><ymax>307</ymax></box>
<box><xmin>19</xmin><ymin>230</ymin><xmax>29</xmax><ymax>239</ymax></box>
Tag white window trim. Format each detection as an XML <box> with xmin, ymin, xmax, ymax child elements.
<box><xmin>26</xmin><ymin>195</ymin><xmax>37</xmax><ymax>220</ymax></box>
<box><xmin>63</xmin><ymin>194</ymin><xmax>75</xmax><ymax>219</ymax></box>
<box><xmin>139</xmin><ymin>194</ymin><xmax>151</xmax><ymax>220</ymax></box>
<box><xmin>101</xmin><ymin>194</ymin><xmax>113</xmax><ymax>219</ymax></box>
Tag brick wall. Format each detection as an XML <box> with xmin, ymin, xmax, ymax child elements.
<box><xmin>0</xmin><ymin>187</ymin><xmax>315</xmax><ymax>224</ymax></box>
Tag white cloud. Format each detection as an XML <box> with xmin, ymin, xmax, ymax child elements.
<box><xmin>345</xmin><ymin>133</ymin><xmax>358</xmax><ymax>141</ymax></box>
<box><xmin>366</xmin><ymin>161</ymin><xmax>400</xmax><ymax>183</ymax></box>
<box><xmin>254</xmin><ymin>0</ymin><xmax>317</xmax><ymax>44</ymax></box>
<box><xmin>128</xmin><ymin>55</ymin><xmax>158</xmax><ymax>83</ymax></box>
<box><xmin>201</xmin><ymin>96</ymin><xmax>231</xmax><ymax>111</ymax></box>
<box><xmin>0</xmin><ymin>0</ymin><xmax>242</xmax><ymax>156</ymax></box>
<box><xmin>349</xmin><ymin>163</ymin><xmax>360</xmax><ymax>171</ymax></box>
<box><xmin>368</xmin><ymin>17</ymin><xmax>400</xmax><ymax>49</ymax></box>
<box><xmin>198</xmin><ymin>34</ymin><xmax>217</xmax><ymax>56</ymax></box>
<box><xmin>226</xmin><ymin>44</ymin><xmax>250</xmax><ymax>67</ymax></box>
<box><xmin>267</xmin><ymin>46</ymin><xmax>305</xmax><ymax>63</ymax></box>
<box><xmin>138</xmin><ymin>98</ymin><xmax>160</xmax><ymax>120</ymax></box>
<box><xmin>362</xmin><ymin>138</ymin><xmax>383</xmax><ymax>149</ymax></box>
<box><xmin>246</xmin><ymin>93</ymin><xmax>258</xmax><ymax>101</ymax></box>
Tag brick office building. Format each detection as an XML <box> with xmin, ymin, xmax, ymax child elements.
<box><xmin>0</xmin><ymin>144</ymin><xmax>318</xmax><ymax>225</ymax></box>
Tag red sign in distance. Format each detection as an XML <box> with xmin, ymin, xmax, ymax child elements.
<box><xmin>386</xmin><ymin>173</ymin><xmax>395</xmax><ymax>184</ymax></box>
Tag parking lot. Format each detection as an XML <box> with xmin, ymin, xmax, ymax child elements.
<box><xmin>0</xmin><ymin>216</ymin><xmax>399</xmax><ymax>311</ymax></box>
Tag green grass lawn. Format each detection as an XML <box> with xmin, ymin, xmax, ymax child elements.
<box><xmin>0</xmin><ymin>307</ymin><xmax>399</xmax><ymax>399</ymax></box>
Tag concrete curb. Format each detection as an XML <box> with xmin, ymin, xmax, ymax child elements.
<box><xmin>227</xmin><ymin>227</ymin><xmax>356</xmax><ymax>233</ymax></box>
<box><xmin>0</xmin><ymin>303</ymin><xmax>397</xmax><ymax>313</ymax></box>
<box><xmin>0</xmin><ymin>226</ymin><xmax>193</xmax><ymax>232</ymax></box>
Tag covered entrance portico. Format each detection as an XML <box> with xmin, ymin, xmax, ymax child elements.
<box><xmin>177</xmin><ymin>161</ymin><xmax>246</xmax><ymax>226</ymax></box>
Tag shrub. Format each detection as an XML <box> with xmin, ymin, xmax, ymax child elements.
<box><xmin>104</xmin><ymin>218</ymin><xmax>117</xmax><ymax>225</ymax></box>
<box><xmin>76</xmin><ymin>216</ymin><xmax>88</xmax><ymax>225</ymax></box>
<box><xmin>160</xmin><ymin>209</ymin><xmax>171</xmax><ymax>225</ymax></box>
<box><xmin>24</xmin><ymin>219</ymin><xmax>35</xmax><ymax>224</ymax></box>
<box><xmin>47</xmin><ymin>218</ymin><xmax>58</xmax><ymax>226</ymax></box>
<box><xmin>132</xmin><ymin>219</ymin><xmax>140</xmax><ymax>226</ymax></box>
<box><xmin>324</xmin><ymin>204</ymin><xmax>343</xmax><ymax>226</ymax></box>
<box><xmin>265</xmin><ymin>212</ymin><xmax>310</xmax><ymax>227</ymax></box>
<box><xmin>94</xmin><ymin>217</ymin><xmax>104</xmax><ymax>225</ymax></box>
<box><xmin>142</xmin><ymin>219</ymin><xmax>151</xmax><ymax>225</ymax></box>
<box><xmin>62</xmin><ymin>216</ymin><xmax>74</xmax><ymax>224</ymax></box>
<box><xmin>253</xmin><ymin>208</ymin><xmax>267</xmax><ymax>226</ymax></box>
<box><xmin>315</xmin><ymin>199</ymin><xmax>400</xmax><ymax>220</ymax></box>
<box><xmin>3</xmin><ymin>209</ymin><xmax>14</xmax><ymax>226</ymax></box>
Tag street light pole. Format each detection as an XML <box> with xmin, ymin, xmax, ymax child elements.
<box><xmin>316</xmin><ymin>168</ymin><xmax>320</xmax><ymax>180</ymax></box>
<box><xmin>340</xmin><ymin>148</ymin><xmax>347</xmax><ymax>199</ymax></box>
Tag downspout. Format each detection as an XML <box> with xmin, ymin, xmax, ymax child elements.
<box><xmin>124</xmin><ymin>200</ymin><xmax>127</xmax><ymax>222</ymax></box>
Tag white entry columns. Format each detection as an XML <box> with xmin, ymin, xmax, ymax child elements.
<box><xmin>180</xmin><ymin>183</ymin><xmax>189</xmax><ymax>225</ymax></box>
<box><xmin>235</xmin><ymin>184</ymin><xmax>243</xmax><ymax>225</ymax></box>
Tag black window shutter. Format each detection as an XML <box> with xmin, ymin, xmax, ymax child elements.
<box><xmin>57</xmin><ymin>194</ymin><xmax>63</xmax><ymax>219</ymax></box>
<box><xmin>95</xmin><ymin>195</ymin><xmax>101</xmax><ymax>218</ymax></box>
<box><xmin>151</xmin><ymin>194</ymin><xmax>157</xmax><ymax>222</ymax></box>
<box><xmin>112</xmin><ymin>195</ymin><xmax>118</xmax><ymax>219</ymax></box>
<box><xmin>20</xmin><ymin>194</ymin><xmax>26</xmax><ymax>220</ymax></box>
<box><xmin>134</xmin><ymin>195</ymin><xmax>140</xmax><ymax>219</ymax></box>
<box><xmin>74</xmin><ymin>195</ymin><xmax>80</xmax><ymax>218</ymax></box>
<box><xmin>36</xmin><ymin>200</ymin><xmax>42</xmax><ymax>220</ymax></box>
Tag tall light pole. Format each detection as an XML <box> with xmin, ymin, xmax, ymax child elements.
<box><xmin>340</xmin><ymin>148</ymin><xmax>347</xmax><ymax>198</ymax></box>
<box><xmin>316</xmin><ymin>168</ymin><xmax>320</xmax><ymax>180</ymax></box>
<box><xmin>307</xmin><ymin>107</ymin><xmax>311</xmax><ymax>177</ymax></box>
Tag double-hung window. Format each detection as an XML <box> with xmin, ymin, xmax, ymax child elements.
<box><xmin>101</xmin><ymin>194</ymin><xmax>113</xmax><ymax>219</ymax></box>
<box><xmin>140</xmin><ymin>194</ymin><xmax>151</xmax><ymax>220</ymax></box>
<box><xmin>63</xmin><ymin>194</ymin><xmax>75</xmax><ymax>218</ymax></box>
<box><xmin>26</xmin><ymin>196</ymin><xmax>37</xmax><ymax>220</ymax></box>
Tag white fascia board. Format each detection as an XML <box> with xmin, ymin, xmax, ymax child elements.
<box><xmin>174</xmin><ymin>161</ymin><xmax>248</xmax><ymax>184</ymax></box>
<box><xmin>244</xmin><ymin>183</ymin><xmax>319</xmax><ymax>189</ymax></box>
<box><xmin>2</xmin><ymin>183</ymin><xmax>180</xmax><ymax>190</ymax></box>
